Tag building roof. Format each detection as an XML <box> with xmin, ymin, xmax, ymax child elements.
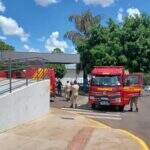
<box><xmin>0</xmin><ymin>51</ymin><xmax>80</xmax><ymax>64</ymax></box>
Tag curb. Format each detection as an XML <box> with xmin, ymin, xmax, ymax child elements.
<box><xmin>118</xmin><ymin>129</ymin><xmax>149</xmax><ymax>150</ymax></box>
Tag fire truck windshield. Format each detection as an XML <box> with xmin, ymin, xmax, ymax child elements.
<box><xmin>91</xmin><ymin>75</ymin><xmax>121</xmax><ymax>87</ymax></box>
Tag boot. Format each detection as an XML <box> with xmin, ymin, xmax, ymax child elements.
<box><xmin>128</xmin><ymin>108</ymin><xmax>133</xmax><ymax>112</ymax></box>
<box><xmin>70</xmin><ymin>104</ymin><xmax>73</xmax><ymax>108</ymax></box>
<box><xmin>136</xmin><ymin>108</ymin><xmax>138</xmax><ymax>112</ymax></box>
<box><xmin>75</xmin><ymin>104</ymin><xmax>77</xmax><ymax>109</ymax></box>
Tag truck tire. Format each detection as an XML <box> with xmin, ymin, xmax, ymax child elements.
<box><xmin>119</xmin><ymin>106</ymin><xmax>124</xmax><ymax>112</ymax></box>
<box><xmin>91</xmin><ymin>104</ymin><xmax>96</xmax><ymax>109</ymax></box>
<box><xmin>115</xmin><ymin>106</ymin><xmax>124</xmax><ymax>112</ymax></box>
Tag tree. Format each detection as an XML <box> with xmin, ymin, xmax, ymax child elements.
<box><xmin>144</xmin><ymin>73</ymin><xmax>150</xmax><ymax>85</ymax></box>
<box><xmin>45</xmin><ymin>48</ymin><xmax>67</xmax><ymax>79</ymax></box>
<box><xmin>0</xmin><ymin>40</ymin><xmax>15</xmax><ymax>70</ymax></box>
<box><xmin>0</xmin><ymin>40</ymin><xmax>15</xmax><ymax>51</ymax></box>
<box><xmin>65</xmin><ymin>10</ymin><xmax>101</xmax><ymax>80</ymax></box>
<box><xmin>120</xmin><ymin>13</ymin><xmax>150</xmax><ymax>72</ymax></box>
<box><xmin>66</xmin><ymin>11</ymin><xmax>150</xmax><ymax>76</ymax></box>
<box><xmin>65</xmin><ymin>10</ymin><xmax>100</xmax><ymax>42</ymax></box>
<box><xmin>52</xmin><ymin>48</ymin><xmax>63</xmax><ymax>53</ymax></box>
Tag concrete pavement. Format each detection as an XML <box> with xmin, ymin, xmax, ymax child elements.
<box><xmin>0</xmin><ymin>108</ymin><xmax>148</xmax><ymax>150</ymax></box>
<box><xmin>52</xmin><ymin>94</ymin><xmax>150</xmax><ymax>148</ymax></box>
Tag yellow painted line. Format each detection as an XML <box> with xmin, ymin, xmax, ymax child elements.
<box><xmin>37</xmin><ymin>68</ymin><xmax>48</xmax><ymax>79</ymax></box>
<box><xmin>37</xmin><ymin>71</ymin><xmax>43</xmax><ymax>79</ymax></box>
<box><xmin>32</xmin><ymin>71</ymin><xmax>38</xmax><ymax>79</ymax></box>
<box><xmin>32</xmin><ymin>68</ymin><xmax>44</xmax><ymax>80</ymax></box>
<box><xmin>39</xmin><ymin>68</ymin><xmax>46</xmax><ymax>78</ymax></box>
<box><xmin>36</xmin><ymin>68</ymin><xmax>43</xmax><ymax>79</ymax></box>
<box><xmin>88</xmin><ymin>118</ymin><xmax>110</xmax><ymax>128</ymax></box>
<box><xmin>32</xmin><ymin>68</ymin><xmax>48</xmax><ymax>80</ymax></box>
<box><xmin>32</xmin><ymin>68</ymin><xmax>42</xmax><ymax>79</ymax></box>
<box><xmin>40</xmin><ymin>69</ymin><xmax>47</xmax><ymax>79</ymax></box>
<box><xmin>42</xmin><ymin>68</ymin><xmax>48</xmax><ymax>78</ymax></box>
<box><xmin>118</xmin><ymin>129</ymin><xmax>149</xmax><ymax>150</ymax></box>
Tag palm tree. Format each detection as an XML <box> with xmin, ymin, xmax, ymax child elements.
<box><xmin>65</xmin><ymin>11</ymin><xmax>100</xmax><ymax>92</ymax></box>
<box><xmin>65</xmin><ymin>10</ymin><xmax>100</xmax><ymax>43</ymax></box>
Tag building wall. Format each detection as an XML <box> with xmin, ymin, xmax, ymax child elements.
<box><xmin>62</xmin><ymin>69</ymin><xmax>83</xmax><ymax>85</ymax></box>
<box><xmin>0</xmin><ymin>80</ymin><xmax>50</xmax><ymax>131</ymax></box>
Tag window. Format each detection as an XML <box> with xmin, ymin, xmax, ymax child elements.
<box><xmin>91</xmin><ymin>75</ymin><xmax>121</xmax><ymax>87</ymax></box>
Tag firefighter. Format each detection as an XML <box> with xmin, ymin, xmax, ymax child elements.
<box><xmin>129</xmin><ymin>97</ymin><xmax>139</xmax><ymax>112</ymax></box>
<box><xmin>65</xmin><ymin>81</ymin><xmax>71</xmax><ymax>101</ymax></box>
<box><xmin>57</xmin><ymin>79</ymin><xmax>62</xmax><ymax>96</ymax></box>
<box><xmin>70</xmin><ymin>80</ymin><xmax>79</xmax><ymax>109</ymax></box>
<box><xmin>128</xmin><ymin>80</ymin><xmax>140</xmax><ymax>112</ymax></box>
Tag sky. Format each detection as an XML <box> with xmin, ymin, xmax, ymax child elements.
<box><xmin>0</xmin><ymin>0</ymin><xmax>150</xmax><ymax>54</ymax></box>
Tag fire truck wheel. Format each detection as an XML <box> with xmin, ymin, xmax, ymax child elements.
<box><xmin>116</xmin><ymin>106</ymin><xmax>124</xmax><ymax>112</ymax></box>
<box><xmin>91</xmin><ymin>104</ymin><xmax>96</xmax><ymax>109</ymax></box>
<box><xmin>119</xmin><ymin>106</ymin><xmax>124</xmax><ymax>112</ymax></box>
<box><xmin>115</xmin><ymin>106</ymin><xmax>124</xmax><ymax>112</ymax></box>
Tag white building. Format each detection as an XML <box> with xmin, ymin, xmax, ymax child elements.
<box><xmin>61</xmin><ymin>69</ymin><xmax>83</xmax><ymax>85</ymax></box>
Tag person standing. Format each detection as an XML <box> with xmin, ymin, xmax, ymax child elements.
<box><xmin>70</xmin><ymin>80</ymin><xmax>79</xmax><ymax>109</ymax></box>
<box><xmin>129</xmin><ymin>97</ymin><xmax>139</xmax><ymax>112</ymax></box>
<box><xmin>57</xmin><ymin>79</ymin><xmax>62</xmax><ymax>96</ymax></box>
<box><xmin>65</xmin><ymin>81</ymin><xmax>71</xmax><ymax>101</ymax></box>
<box><xmin>128</xmin><ymin>79</ymin><xmax>141</xmax><ymax>112</ymax></box>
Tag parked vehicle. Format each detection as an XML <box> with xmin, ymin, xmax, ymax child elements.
<box><xmin>0</xmin><ymin>67</ymin><xmax>56</xmax><ymax>96</ymax></box>
<box><xmin>88</xmin><ymin>66</ymin><xmax>143</xmax><ymax>111</ymax></box>
<box><xmin>25</xmin><ymin>67</ymin><xmax>56</xmax><ymax>96</ymax></box>
<box><xmin>144</xmin><ymin>85</ymin><xmax>150</xmax><ymax>92</ymax></box>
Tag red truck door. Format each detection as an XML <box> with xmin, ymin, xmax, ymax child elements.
<box><xmin>123</xmin><ymin>73</ymin><xmax>143</xmax><ymax>105</ymax></box>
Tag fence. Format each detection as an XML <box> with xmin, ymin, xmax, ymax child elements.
<box><xmin>0</xmin><ymin>58</ymin><xmax>45</xmax><ymax>95</ymax></box>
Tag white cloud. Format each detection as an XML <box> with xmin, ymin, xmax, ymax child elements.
<box><xmin>127</xmin><ymin>8</ymin><xmax>140</xmax><ymax>18</ymax></box>
<box><xmin>23</xmin><ymin>44</ymin><xmax>39</xmax><ymax>52</ymax></box>
<box><xmin>37</xmin><ymin>36</ymin><xmax>46</xmax><ymax>42</ymax></box>
<box><xmin>0</xmin><ymin>1</ymin><xmax>5</xmax><ymax>13</ymax></box>
<box><xmin>45</xmin><ymin>31</ymin><xmax>68</xmax><ymax>52</ymax></box>
<box><xmin>23</xmin><ymin>44</ymin><xmax>29</xmax><ymax>50</ymax></box>
<box><xmin>0</xmin><ymin>15</ymin><xmax>29</xmax><ymax>42</ymax></box>
<box><xmin>0</xmin><ymin>35</ymin><xmax>6</xmax><ymax>40</ymax></box>
<box><xmin>117</xmin><ymin>8</ymin><xmax>124</xmax><ymax>22</ymax></box>
<box><xmin>34</xmin><ymin>0</ymin><xmax>58</xmax><ymax>7</ymax></box>
<box><xmin>81</xmin><ymin>0</ymin><xmax>115</xmax><ymax>7</ymax></box>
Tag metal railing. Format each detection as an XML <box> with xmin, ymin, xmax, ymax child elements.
<box><xmin>0</xmin><ymin>58</ymin><xmax>46</xmax><ymax>95</ymax></box>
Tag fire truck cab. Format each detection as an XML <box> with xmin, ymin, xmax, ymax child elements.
<box><xmin>89</xmin><ymin>66</ymin><xmax>143</xmax><ymax>111</ymax></box>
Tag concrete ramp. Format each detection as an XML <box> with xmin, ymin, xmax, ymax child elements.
<box><xmin>0</xmin><ymin>80</ymin><xmax>50</xmax><ymax>131</ymax></box>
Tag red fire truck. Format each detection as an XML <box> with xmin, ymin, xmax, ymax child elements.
<box><xmin>25</xmin><ymin>67</ymin><xmax>56</xmax><ymax>96</ymax></box>
<box><xmin>0</xmin><ymin>67</ymin><xmax>56</xmax><ymax>96</ymax></box>
<box><xmin>88</xmin><ymin>66</ymin><xmax>143</xmax><ymax>111</ymax></box>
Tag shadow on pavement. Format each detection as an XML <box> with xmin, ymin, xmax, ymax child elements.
<box><xmin>51</xmin><ymin>95</ymin><xmax>131</xmax><ymax>113</ymax></box>
<box><xmin>77</xmin><ymin>103</ymin><xmax>128</xmax><ymax>113</ymax></box>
